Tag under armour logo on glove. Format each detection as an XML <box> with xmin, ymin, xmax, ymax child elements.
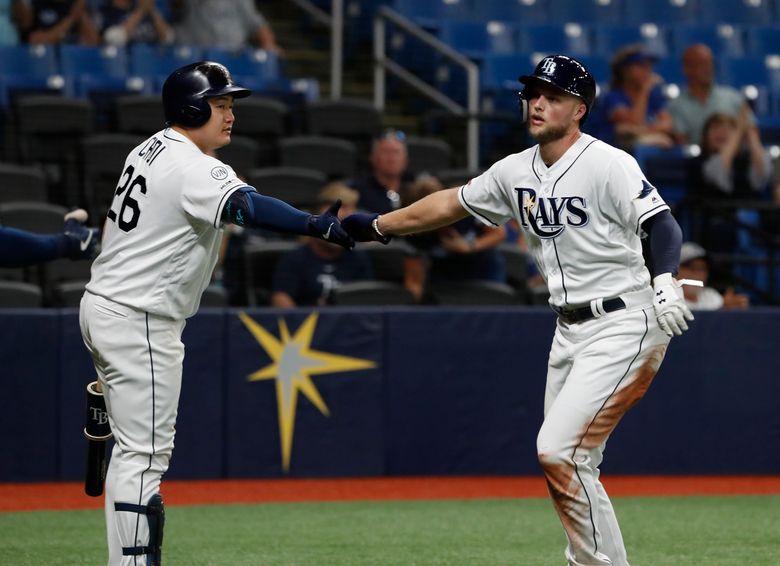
<box><xmin>652</xmin><ymin>273</ymin><xmax>694</xmax><ymax>337</ymax></box>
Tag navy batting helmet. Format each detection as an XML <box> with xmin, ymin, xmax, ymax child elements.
<box><xmin>162</xmin><ymin>61</ymin><xmax>251</xmax><ymax>128</ymax></box>
<box><xmin>518</xmin><ymin>55</ymin><xmax>596</xmax><ymax>125</ymax></box>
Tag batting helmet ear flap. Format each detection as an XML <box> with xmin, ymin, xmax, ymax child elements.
<box><xmin>518</xmin><ymin>94</ymin><xmax>528</xmax><ymax>124</ymax></box>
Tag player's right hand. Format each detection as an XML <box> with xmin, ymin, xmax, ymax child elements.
<box><xmin>341</xmin><ymin>213</ymin><xmax>392</xmax><ymax>244</ymax></box>
<box><xmin>307</xmin><ymin>200</ymin><xmax>355</xmax><ymax>250</ymax></box>
<box><xmin>652</xmin><ymin>273</ymin><xmax>694</xmax><ymax>337</ymax></box>
<box><xmin>62</xmin><ymin>208</ymin><xmax>100</xmax><ymax>260</ymax></box>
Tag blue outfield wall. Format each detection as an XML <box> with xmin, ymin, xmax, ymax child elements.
<box><xmin>1</xmin><ymin>307</ymin><xmax>779</xmax><ymax>482</ymax></box>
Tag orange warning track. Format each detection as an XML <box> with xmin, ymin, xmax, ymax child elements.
<box><xmin>2</xmin><ymin>476</ymin><xmax>779</xmax><ymax>512</ymax></box>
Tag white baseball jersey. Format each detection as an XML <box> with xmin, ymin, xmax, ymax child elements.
<box><xmin>87</xmin><ymin>128</ymin><xmax>246</xmax><ymax>319</ymax></box>
<box><xmin>459</xmin><ymin>133</ymin><xmax>669</xmax><ymax>307</ymax></box>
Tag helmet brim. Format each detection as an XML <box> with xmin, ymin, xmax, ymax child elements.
<box><xmin>205</xmin><ymin>85</ymin><xmax>252</xmax><ymax>100</ymax></box>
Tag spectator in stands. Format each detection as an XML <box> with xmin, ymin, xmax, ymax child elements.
<box><xmin>400</xmin><ymin>175</ymin><xmax>506</xmax><ymax>302</ymax></box>
<box><xmin>170</xmin><ymin>0</ymin><xmax>282</xmax><ymax>54</ymax></box>
<box><xmin>677</xmin><ymin>241</ymin><xmax>749</xmax><ymax>310</ymax></box>
<box><xmin>668</xmin><ymin>43</ymin><xmax>756</xmax><ymax>146</ymax></box>
<box><xmin>349</xmin><ymin>129</ymin><xmax>413</xmax><ymax>215</ymax></box>
<box><xmin>270</xmin><ymin>183</ymin><xmax>373</xmax><ymax>307</ymax></box>
<box><xmin>689</xmin><ymin>110</ymin><xmax>771</xmax><ymax>252</ymax></box>
<box><xmin>0</xmin><ymin>208</ymin><xmax>98</xmax><ymax>267</ymax></box>
<box><xmin>590</xmin><ymin>44</ymin><xmax>674</xmax><ymax>150</ymax></box>
<box><xmin>0</xmin><ymin>0</ymin><xmax>32</xmax><ymax>45</ymax></box>
<box><xmin>95</xmin><ymin>0</ymin><xmax>173</xmax><ymax>46</ymax></box>
<box><xmin>23</xmin><ymin>0</ymin><xmax>99</xmax><ymax>45</ymax></box>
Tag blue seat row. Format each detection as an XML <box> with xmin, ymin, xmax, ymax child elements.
<box><xmin>435</xmin><ymin>21</ymin><xmax>780</xmax><ymax>60</ymax></box>
<box><xmin>391</xmin><ymin>0</ymin><xmax>780</xmax><ymax>27</ymax></box>
<box><xmin>0</xmin><ymin>44</ymin><xmax>283</xmax><ymax>107</ymax></box>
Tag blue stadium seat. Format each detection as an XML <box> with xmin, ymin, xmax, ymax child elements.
<box><xmin>623</xmin><ymin>0</ymin><xmax>699</xmax><ymax>25</ymax></box>
<box><xmin>60</xmin><ymin>45</ymin><xmax>129</xmax><ymax>80</ymax></box>
<box><xmin>202</xmin><ymin>48</ymin><xmax>280</xmax><ymax>82</ymax></box>
<box><xmin>698</xmin><ymin>0</ymin><xmax>773</xmax><ymax>25</ymax></box>
<box><xmin>480</xmin><ymin>53</ymin><xmax>530</xmax><ymax>91</ymax></box>
<box><xmin>720</xmin><ymin>55</ymin><xmax>779</xmax><ymax>116</ymax></box>
<box><xmin>473</xmin><ymin>0</ymin><xmax>548</xmax><ymax>25</ymax></box>
<box><xmin>129</xmin><ymin>44</ymin><xmax>203</xmax><ymax>88</ymax></box>
<box><xmin>0</xmin><ymin>45</ymin><xmax>61</xmax><ymax>106</ymax></box>
<box><xmin>390</xmin><ymin>0</ymin><xmax>472</xmax><ymax>30</ymax></box>
<box><xmin>438</xmin><ymin>21</ymin><xmax>516</xmax><ymax>58</ymax></box>
<box><xmin>547</xmin><ymin>0</ymin><xmax>623</xmax><ymax>25</ymax></box>
<box><xmin>570</xmin><ymin>55</ymin><xmax>610</xmax><ymax>87</ymax></box>
<box><xmin>517</xmin><ymin>24</ymin><xmax>591</xmax><ymax>57</ymax></box>
<box><xmin>745</xmin><ymin>26</ymin><xmax>780</xmax><ymax>57</ymax></box>
<box><xmin>592</xmin><ymin>24</ymin><xmax>669</xmax><ymax>58</ymax></box>
<box><xmin>632</xmin><ymin>145</ymin><xmax>690</xmax><ymax>209</ymax></box>
<box><xmin>652</xmin><ymin>56</ymin><xmax>686</xmax><ymax>87</ymax></box>
<box><xmin>669</xmin><ymin>24</ymin><xmax>745</xmax><ymax>57</ymax></box>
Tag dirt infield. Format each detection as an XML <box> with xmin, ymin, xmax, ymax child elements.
<box><xmin>2</xmin><ymin>476</ymin><xmax>779</xmax><ymax>512</ymax></box>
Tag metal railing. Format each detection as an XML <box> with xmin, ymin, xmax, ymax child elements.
<box><xmin>373</xmin><ymin>6</ymin><xmax>479</xmax><ymax>171</ymax></box>
<box><xmin>288</xmin><ymin>0</ymin><xmax>343</xmax><ymax>100</ymax></box>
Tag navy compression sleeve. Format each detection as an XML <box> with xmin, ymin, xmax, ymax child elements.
<box><xmin>222</xmin><ymin>187</ymin><xmax>311</xmax><ymax>234</ymax></box>
<box><xmin>641</xmin><ymin>210</ymin><xmax>682</xmax><ymax>277</ymax></box>
<box><xmin>0</xmin><ymin>226</ymin><xmax>66</xmax><ymax>268</ymax></box>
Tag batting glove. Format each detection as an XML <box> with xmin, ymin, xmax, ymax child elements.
<box><xmin>307</xmin><ymin>200</ymin><xmax>354</xmax><ymax>250</ymax></box>
<box><xmin>341</xmin><ymin>213</ymin><xmax>392</xmax><ymax>244</ymax></box>
<box><xmin>652</xmin><ymin>273</ymin><xmax>694</xmax><ymax>337</ymax></box>
<box><xmin>62</xmin><ymin>209</ymin><xmax>100</xmax><ymax>260</ymax></box>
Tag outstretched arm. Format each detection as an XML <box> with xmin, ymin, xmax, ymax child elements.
<box><xmin>343</xmin><ymin>187</ymin><xmax>469</xmax><ymax>243</ymax></box>
<box><xmin>222</xmin><ymin>187</ymin><xmax>354</xmax><ymax>249</ymax></box>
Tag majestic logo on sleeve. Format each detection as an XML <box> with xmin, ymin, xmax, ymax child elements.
<box><xmin>516</xmin><ymin>188</ymin><xmax>588</xmax><ymax>238</ymax></box>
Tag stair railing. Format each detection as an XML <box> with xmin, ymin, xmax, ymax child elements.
<box><xmin>287</xmin><ymin>0</ymin><xmax>343</xmax><ymax>100</ymax></box>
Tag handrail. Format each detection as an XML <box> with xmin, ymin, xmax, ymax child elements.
<box><xmin>287</xmin><ymin>0</ymin><xmax>343</xmax><ymax>100</ymax></box>
<box><xmin>373</xmin><ymin>6</ymin><xmax>479</xmax><ymax>171</ymax></box>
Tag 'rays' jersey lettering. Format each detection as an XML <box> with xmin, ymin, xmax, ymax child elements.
<box><xmin>458</xmin><ymin>134</ymin><xmax>669</xmax><ymax>307</ymax></box>
<box><xmin>86</xmin><ymin>128</ymin><xmax>246</xmax><ymax>318</ymax></box>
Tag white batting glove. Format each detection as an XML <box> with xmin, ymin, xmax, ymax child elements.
<box><xmin>652</xmin><ymin>273</ymin><xmax>694</xmax><ymax>337</ymax></box>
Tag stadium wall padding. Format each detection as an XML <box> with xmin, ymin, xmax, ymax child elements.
<box><xmin>1</xmin><ymin>307</ymin><xmax>778</xmax><ymax>482</ymax></box>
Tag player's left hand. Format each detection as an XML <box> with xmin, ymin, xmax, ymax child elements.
<box><xmin>307</xmin><ymin>199</ymin><xmax>354</xmax><ymax>250</ymax></box>
<box><xmin>62</xmin><ymin>208</ymin><xmax>100</xmax><ymax>260</ymax></box>
<box><xmin>652</xmin><ymin>273</ymin><xmax>694</xmax><ymax>337</ymax></box>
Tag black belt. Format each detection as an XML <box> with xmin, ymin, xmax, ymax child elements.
<box><xmin>553</xmin><ymin>297</ymin><xmax>626</xmax><ymax>324</ymax></box>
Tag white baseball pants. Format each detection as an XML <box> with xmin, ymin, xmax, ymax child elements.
<box><xmin>537</xmin><ymin>300</ymin><xmax>670</xmax><ymax>566</ymax></box>
<box><xmin>80</xmin><ymin>291</ymin><xmax>184</xmax><ymax>566</ymax></box>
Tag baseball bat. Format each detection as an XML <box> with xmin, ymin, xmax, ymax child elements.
<box><xmin>84</xmin><ymin>380</ymin><xmax>112</xmax><ymax>497</ymax></box>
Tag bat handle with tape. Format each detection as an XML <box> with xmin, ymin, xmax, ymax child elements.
<box><xmin>84</xmin><ymin>380</ymin><xmax>112</xmax><ymax>497</ymax></box>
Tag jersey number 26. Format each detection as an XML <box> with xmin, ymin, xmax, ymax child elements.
<box><xmin>107</xmin><ymin>164</ymin><xmax>147</xmax><ymax>232</ymax></box>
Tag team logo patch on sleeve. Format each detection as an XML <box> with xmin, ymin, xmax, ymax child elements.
<box><xmin>636</xmin><ymin>179</ymin><xmax>655</xmax><ymax>199</ymax></box>
<box><xmin>211</xmin><ymin>166</ymin><xmax>229</xmax><ymax>180</ymax></box>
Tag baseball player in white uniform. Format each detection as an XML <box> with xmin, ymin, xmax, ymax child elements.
<box><xmin>343</xmin><ymin>55</ymin><xmax>695</xmax><ymax>565</ymax></box>
<box><xmin>79</xmin><ymin>61</ymin><xmax>353</xmax><ymax>566</ymax></box>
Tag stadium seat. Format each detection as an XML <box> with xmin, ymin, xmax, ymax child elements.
<box><xmin>43</xmin><ymin>257</ymin><xmax>92</xmax><ymax>305</ymax></box>
<box><xmin>473</xmin><ymin>0</ymin><xmax>549</xmax><ymax>25</ymax></box>
<box><xmin>81</xmin><ymin>133</ymin><xmax>145</xmax><ymax>219</ymax></box>
<box><xmin>0</xmin><ymin>163</ymin><xmax>48</xmax><ymax>204</ymax></box>
<box><xmin>746</xmin><ymin>27</ymin><xmax>780</xmax><ymax>57</ymax></box>
<box><xmin>0</xmin><ymin>281</ymin><xmax>43</xmax><ymax>308</ymax></box>
<box><xmin>438</xmin><ymin>21</ymin><xmax>517</xmax><ymax>59</ymax></box>
<box><xmin>651</xmin><ymin>56</ymin><xmax>686</xmax><ymax>88</ymax></box>
<box><xmin>114</xmin><ymin>94</ymin><xmax>166</xmax><ymax>135</ymax></box>
<box><xmin>246</xmin><ymin>166</ymin><xmax>327</xmax><ymax>210</ymax></box>
<box><xmin>306</xmin><ymin>98</ymin><xmax>382</xmax><ymax>161</ymax></box>
<box><xmin>669</xmin><ymin>24</ymin><xmax>745</xmax><ymax>57</ymax></box>
<box><xmin>0</xmin><ymin>44</ymin><xmax>61</xmax><ymax>105</ymax></box>
<box><xmin>279</xmin><ymin>136</ymin><xmax>357</xmax><ymax>180</ymax></box>
<box><xmin>720</xmin><ymin>56</ymin><xmax>774</xmax><ymax>115</ymax></box>
<box><xmin>363</xmin><ymin>241</ymin><xmax>410</xmax><ymax>283</ymax></box>
<box><xmin>698</xmin><ymin>0</ymin><xmax>773</xmax><ymax>25</ymax></box>
<box><xmin>60</xmin><ymin>45</ymin><xmax>129</xmax><ymax>81</ymax></box>
<box><xmin>232</xmin><ymin>97</ymin><xmax>288</xmax><ymax>166</ymax></box>
<box><xmin>198</xmin><ymin>285</ymin><xmax>228</xmax><ymax>308</ymax></box>
<box><xmin>497</xmin><ymin>244</ymin><xmax>530</xmax><ymax>297</ymax></box>
<box><xmin>592</xmin><ymin>24</ymin><xmax>669</xmax><ymax>58</ymax></box>
<box><xmin>632</xmin><ymin>145</ymin><xmax>691</xmax><ymax>209</ymax></box>
<box><xmin>623</xmin><ymin>0</ymin><xmax>699</xmax><ymax>25</ymax></box>
<box><xmin>202</xmin><ymin>48</ymin><xmax>280</xmax><ymax>83</ymax></box>
<box><xmin>243</xmin><ymin>240</ymin><xmax>299</xmax><ymax>306</ymax></box>
<box><xmin>129</xmin><ymin>44</ymin><xmax>203</xmax><ymax>87</ymax></box>
<box><xmin>50</xmin><ymin>280</ymin><xmax>88</xmax><ymax>308</ymax></box>
<box><xmin>405</xmin><ymin>136</ymin><xmax>452</xmax><ymax>176</ymax></box>
<box><xmin>480</xmin><ymin>53</ymin><xmax>532</xmax><ymax>91</ymax></box>
<box><xmin>517</xmin><ymin>24</ymin><xmax>592</xmax><ymax>58</ymax></box>
<box><xmin>548</xmin><ymin>0</ymin><xmax>623</xmax><ymax>25</ymax></box>
<box><xmin>216</xmin><ymin>135</ymin><xmax>260</xmax><ymax>177</ymax></box>
<box><xmin>330</xmin><ymin>281</ymin><xmax>416</xmax><ymax>305</ymax></box>
<box><xmin>390</xmin><ymin>0</ymin><xmax>473</xmax><ymax>30</ymax></box>
<box><xmin>428</xmin><ymin>280</ymin><xmax>519</xmax><ymax>305</ymax></box>
<box><xmin>0</xmin><ymin>201</ymin><xmax>67</xmax><ymax>233</ymax></box>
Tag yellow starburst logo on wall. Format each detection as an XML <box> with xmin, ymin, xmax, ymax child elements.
<box><xmin>238</xmin><ymin>311</ymin><xmax>376</xmax><ymax>472</ymax></box>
